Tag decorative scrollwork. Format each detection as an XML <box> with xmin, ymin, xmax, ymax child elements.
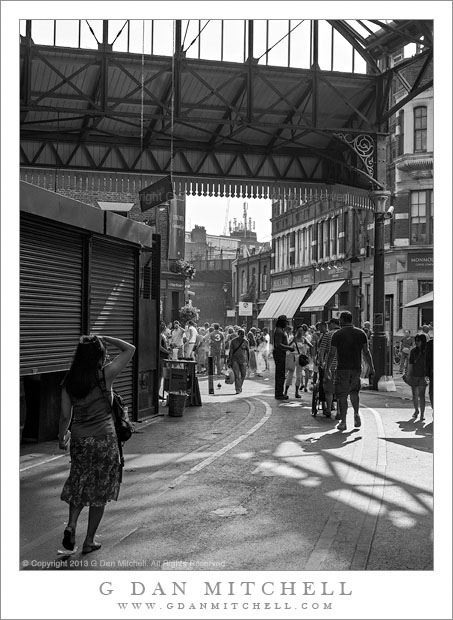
<box><xmin>334</xmin><ymin>132</ymin><xmax>375</xmax><ymax>178</ymax></box>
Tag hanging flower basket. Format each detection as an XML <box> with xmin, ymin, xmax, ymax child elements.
<box><xmin>170</xmin><ymin>259</ymin><xmax>196</xmax><ymax>279</ymax></box>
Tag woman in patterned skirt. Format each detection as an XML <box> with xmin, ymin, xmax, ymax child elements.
<box><xmin>58</xmin><ymin>334</ymin><xmax>135</xmax><ymax>554</ymax></box>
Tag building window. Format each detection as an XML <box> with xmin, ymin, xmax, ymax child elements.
<box><xmin>413</xmin><ymin>106</ymin><xmax>427</xmax><ymax>153</ymax></box>
<box><xmin>323</xmin><ymin>220</ymin><xmax>329</xmax><ymax>259</ymax></box>
<box><xmin>397</xmin><ymin>280</ymin><xmax>403</xmax><ymax>330</ymax></box>
<box><xmin>418</xmin><ymin>280</ymin><xmax>433</xmax><ymax>297</ymax></box>
<box><xmin>262</xmin><ymin>266</ymin><xmax>268</xmax><ymax>292</ymax></box>
<box><xmin>330</xmin><ymin>217</ymin><xmax>337</xmax><ymax>256</ymax></box>
<box><xmin>318</xmin><ymin>221</ymin><xmax>323</xmax><ymax>259</ymax></box>
<box><xmin>410</xmin><ymin>190</ymin><xmax>433</xmax><ymax>244</ymax></box>
<box><xmin>398</xmin><ymin>110</ymin><xmax>404</xmax><ymax>156</ymax></box>
<box><xmin>241</xmin><ymin>270</ymin><xmax>246</xmax><ymax>294</ymax></box>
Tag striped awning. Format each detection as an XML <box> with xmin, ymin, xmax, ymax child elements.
<box><xmin>274</xmin><ymin>287</ymin><xmax>310</xmax><ymax>318</ymax></box>
<box><xmin>404</xmin><ymin>291</ymin><xmax>433</xmax><ymax>308</ymax></box>
<box><xmin>299</xmin><ymin>280</ymin><xmax>345</xmax><ymax>312</ymax></box>
<box><xmin>257</xmin><ymin>291</ymin><xmax>288</xmax><ymax>320</ymax></box>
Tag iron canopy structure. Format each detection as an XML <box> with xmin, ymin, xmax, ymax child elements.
<box><xmin>20</xmin><ymin>19</ymin><xmax>433</xmax><ymax>199</ymax></box>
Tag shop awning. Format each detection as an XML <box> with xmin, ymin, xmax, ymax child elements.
<box><xmin>275</xmin><ymin>287</ymin><xmax>310</xmax><ymax>318</ymax></box>
<box><xmin>404</xmin><ymin>291</ymin><xmax>433</xmax><ymax>308</ymax></box>
<box><xmin>299</xmin><ymin>280</ymin><xmax>345</xmax><ymax>312</ymax></box>
<box><xmin>257</xmin><ymin>291</ymin><xmax>288</xmax><ymax>319</ymax></box>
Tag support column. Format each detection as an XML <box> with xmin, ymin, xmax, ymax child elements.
<box><xmin>370</xmin><ymin>190</ymin><xmax>391</xmax><ymax>389</ymax></box>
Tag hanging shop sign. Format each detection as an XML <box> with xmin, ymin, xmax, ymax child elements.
<box><xmin>139</xmin><ymin>176</ymin><xmax>174</xmax><ymax>212</ymax></box>
<box><xmin>168</xmin><ymin>197</ymin><xmax>186</xmax><ymax>261</ymax></box>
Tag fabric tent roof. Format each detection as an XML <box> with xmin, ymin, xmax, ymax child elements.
<box><xmin>404</xmin><ymin>291</ymin><xmax>433</xmax><ymax>308</ymax></box>
<box><xmin>299</xmin><ymin>280</ymin><xmax>345</xmax><ymax>312</ymax></box>
<box><xmin>257</xmin><ymin>291</ymin><xmax>287</xmax><ymax>320</ymax></box>
<box><xmin>274</xmin><ymin>287</ymin><xmax>310</xmax><ymax>319</ymax></box>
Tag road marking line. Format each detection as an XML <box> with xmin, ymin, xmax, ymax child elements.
<box><xmin>20</xmin><ymin>454</ymin><xmax>66</xmax><ymax>472</ymax></box>
<box><xmin>304</xmin><ymin>406</ymin><xmax>388</xmax><ymax>570</ymax></box>
<box><xmin>350</xmin><ymin>404</ymin><xmax>387</xmax><ymax>570</ymax></box>
<box><xmin>168</xmin><ymin>398</ymin><xmax>272</xmax><ymax>488</ymax></box>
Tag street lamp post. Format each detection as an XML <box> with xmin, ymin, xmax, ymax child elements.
<box><xmin>370</xmin><ymin>190</ymin><xmax>391</xmax><ymax>389</ymax></box>
<box><xmin>223</xmin><ymin>283</ymin><xmax>228</xmax><ymax>326</ymax></box>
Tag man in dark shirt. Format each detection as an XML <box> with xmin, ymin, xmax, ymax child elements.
<box><xmin>273</xmin><ymin>315</ymin><xmax>295</xmax><ymax>400</ymax></box>
<box><xmin>325</xmin><ymin>311</ymin><xmax>374</xmax><ymax>431</ymax></box>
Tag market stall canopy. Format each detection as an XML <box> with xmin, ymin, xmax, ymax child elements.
<box><xmin>404</xmin><ymin>291</ymin><xmax>433</xmax><ymax>308</ymax></box>
<box><xmin>299</xmin><ymin>280</ymin><xmax>345</xmax><ymax>312</ymax></box>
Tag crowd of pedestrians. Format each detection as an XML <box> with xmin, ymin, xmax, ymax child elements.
<box><xmin>158</xmin><ymin>315</ymin><xmax>434</xmax><ymax>424</ymax></box>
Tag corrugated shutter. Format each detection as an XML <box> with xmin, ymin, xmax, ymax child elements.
<box><xmin>20</xmin><ymin>216</ymin><xmax>83</xmax><ymax>375</ymax></box>
<box><xmin>90</xmin><ymin>238</ymin><xmax>136</xmax><ymax>411</ymax></box>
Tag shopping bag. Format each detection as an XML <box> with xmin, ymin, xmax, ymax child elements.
<box><xmin>225</xmin><ymin>368</ymin><xmax>235</xmax><ymax>385</ymax></box>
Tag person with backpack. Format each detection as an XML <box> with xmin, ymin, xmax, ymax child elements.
<box><xmin>58</xmin><ymin>334</ymin><xmax>135</xmax><ymax>555</ymax></box>
<box><xmin>227</xmin><ymin>328</ymin><xmax>250</xmax><ymax>394</ymax></box>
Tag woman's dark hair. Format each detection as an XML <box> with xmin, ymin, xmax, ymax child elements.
<box><xmin>275</xmin><ymin>318</ymin><xmax>287</xmax><ymax>329</ymax></box>
<box><xmin>237</xmin><ymin>329</ymin><xmax>245</xmax><ymax>338</ymax></box>
<box><xmin>62</xmin><ymin>335</ymin><xmax>106</xmax><ymax>398</ymax></box>
<box><xmin>414</xmin><ymin>333</ymin><xmax>427</xmax><ymax>352</ymax></box>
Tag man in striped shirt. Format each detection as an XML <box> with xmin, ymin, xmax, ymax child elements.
<box><xmin>317</xmin><ymin>317</ymin><xmax>340</xmax><ymax>418</ymax></box>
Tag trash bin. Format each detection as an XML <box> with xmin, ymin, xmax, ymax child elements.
<box><xmin>168</xmin><ymin>392</ymin><xmax>187</xmax><ymax>417</ymax></box>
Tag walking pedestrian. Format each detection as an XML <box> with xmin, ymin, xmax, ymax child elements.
<box><xmin>184</xmin><ymin>320</ymin><xmax>198</xmax><ymax>359</ymax></box>
<box><xmin>325</xmin><ymin>311</ymin><xmax>374</xmax><ymax>432</ymax></box>
<box><xmin>273</xmin><ymin>315</ymin><xmax>295</xmax><ymax>400</ymax></box>
<box><xmin>209</xmin><ymin>323</ymin><xmax>224</xmax><ymax>376</ymax></box>
<box><xmin>284</xmin><ymin>325</ymin><xmax>311</xmax><ymax>398</ymax></box>
<box><xmin>159</xmin><ymin>322</ymin><xmax>169</xmax><ymax>399</ymax></box>
<box><xmin>407</xmin><ymin>333</ymin><xmax>428</xmax><ymax>422</ymax></box>
<box><xmin>318</xmin><ymin>317</ymin><xmax>340</xmax><ymax>417</ymax></box>
<box><xmin>228</xmin><ymin>329</ymin><xmax>250</xmax><ymax>394</ymax></box>
<box><xmin>399</xmin><ymin>329</ymin><xmax>414</xmax><ymax>374</ymax></box>
<box><xmin>260</xmin><ymin>327</ymin><xmax>271</xmax><ymax>371</ymax></box>
<box><xmin>58</xmin><ymin>334</ymin><xmax>135</xmax><ymax>554</ymax></box>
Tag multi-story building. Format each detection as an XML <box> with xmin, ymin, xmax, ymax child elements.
<box><xmin>243</xmin><ymin>48</ymin><xmax>433</xmax><ymax>355</ymax></box>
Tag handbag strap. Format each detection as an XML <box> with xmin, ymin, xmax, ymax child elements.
<box><xmin>98</xmin><ymin>368</ymin><xmax>124</xmax><ymax>458</ymax></box>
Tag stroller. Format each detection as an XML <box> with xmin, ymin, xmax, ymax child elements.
<box><xmin>311</xmin><ymin>368</ymin><xmax>334</xmax><ymax>417</ymax></box>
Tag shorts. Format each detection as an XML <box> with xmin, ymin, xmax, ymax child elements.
<box><xmin>334</xmin><ymin>369</ymin><xmax>361</xmax><ymax>398</ymax></box>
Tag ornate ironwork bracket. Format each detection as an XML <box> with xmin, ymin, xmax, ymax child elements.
<box><xmin>333</xmin><ymin>132</ymin><xmax>375</xmax><ymax>179</ymax></box>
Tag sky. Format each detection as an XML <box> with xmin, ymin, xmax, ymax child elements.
<box><xmin>185</xmin><ymin>195</ymin><xmax>273</xmax><ymax>242</ymax></box>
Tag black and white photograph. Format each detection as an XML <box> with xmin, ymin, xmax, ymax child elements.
<box><xmin>2</xmin><ymin>2</ymin><xmax>452</xmax><ymax>619</ymax></box>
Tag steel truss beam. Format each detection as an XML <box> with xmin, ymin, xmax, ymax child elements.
<box><xmin>20</xmin><ymin>19</ymin><xmax>433</xmax><ymax>191</ymax></box>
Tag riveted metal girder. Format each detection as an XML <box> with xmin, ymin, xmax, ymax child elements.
<box><xmin>20</xmin><ymin>19</ymin><xmax>433</xmax><ymax>194</ymax></box>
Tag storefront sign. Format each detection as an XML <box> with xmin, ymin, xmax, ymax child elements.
<box><xmin>238</xmin><ymin>301</ymin><xmax>253</xmax><ymax>316</ymax></box>
<box><xmin>167</xmin><ymin>279</ymin><xmax>185</xmax><ymax>290</ymax></box>
<box><xmin>407</xmin><ymin>253</ymin><xmax>433</xmax><ymax>272</ymax></box>
<box><xmin>272</xmin><ymin>276</ymin><xmax>290</xmax><ymax>290</ymax></box>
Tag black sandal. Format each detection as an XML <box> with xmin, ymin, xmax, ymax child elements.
<box><xmin>62</xmin><ymin>526</ymin><xmax>76</xmax><ymax>551</ymax></box>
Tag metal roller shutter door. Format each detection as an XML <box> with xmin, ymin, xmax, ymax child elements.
<box><xmin>90</xmin><ymin>238</ymin><xmax>136</xmax><ymax>410</ymax></box>
<box><xmin>20</xmin><ymin>217</ymin><xmax>83</xmax><ymax>375</ymax></box>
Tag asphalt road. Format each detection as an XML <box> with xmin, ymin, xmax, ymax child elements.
<box><xmin>20</xmin><ymin>369</ymin><xmax>433</xmax><ymax>573</ymax></box>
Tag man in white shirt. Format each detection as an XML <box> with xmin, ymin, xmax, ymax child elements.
<box><xmin>170</xmin><ymin>321</ymin><xmax>186</xmax><ymax>359</ymax></box>
<box><xmin>184</xmin><ymin>320</ymin><xmax>198</xmax><ymax>359</ymax></box>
